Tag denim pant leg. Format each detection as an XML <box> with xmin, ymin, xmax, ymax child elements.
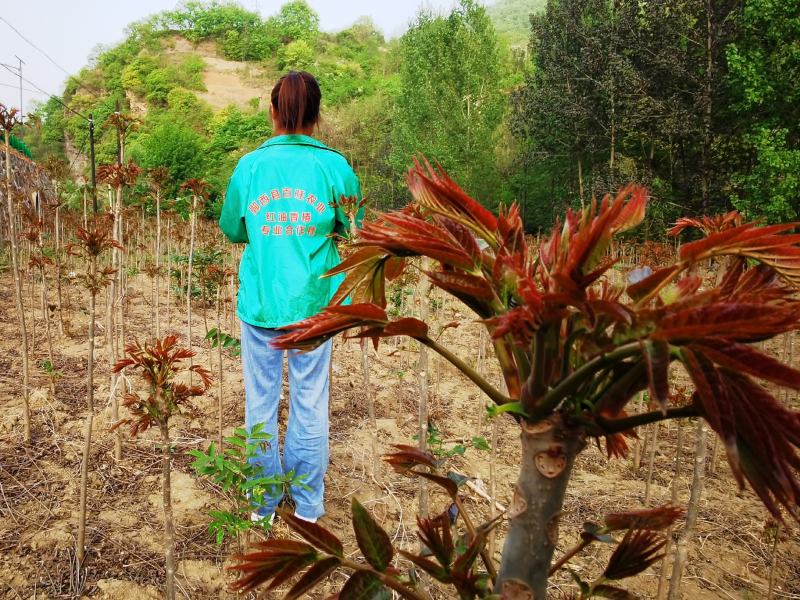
<box><xmin>240</xmin><ymin>321</ymin><xmax>285</xmax><ymax>515</ymax></box>
<box><xmin>285</xmin><ymin>340</ymin><xmax>333</xmax><ymax>521</ymax></box>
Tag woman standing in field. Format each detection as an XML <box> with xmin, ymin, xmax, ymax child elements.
<box><xmin>219</xmin><ymin>71</ymin><xmax>361</xmax><ymax>523</ymax></box>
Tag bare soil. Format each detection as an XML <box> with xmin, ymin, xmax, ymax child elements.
<box><xmin>0</xmin><ymin>265</ymin><xmax>798</xmax><ymax>599</ymax></box>
<box><xmin>166</xmin><ymin>37</ymin><xmax>273</xmax><ymax>111</ymax></box>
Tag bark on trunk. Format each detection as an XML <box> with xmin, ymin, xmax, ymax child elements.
<box><xmin>110</xmin><ymin>184</ymin><xmax>123</xmax><ymax>461</ymax></box>
<box><xmin>667</xmin><ymin>421</ymin><xmax>707</xmax><ymax>600</ymax></box>
<box><xmin>54</xmin><ymin>203</ymin><xmax>64</xmax><ymax>336</ymax></box>
<box><xmin>496</xmin><ymin>414</ymin><xmax>585</xmax><ymax>598</ymax></box>
<box><xmin>4</xmin><ymin>134</ymin><xmax>31</xmax><ymax>441</ymax></box>
<box><xmin>417</xmin><ymin>274</ymin><xmax>431</xmax><ymax>518</ymax></box>
<box><xmin>187</xmin><ymin>198</ymin><xmax>197</xmax><ymax>382</ymax></box>
<box><xmin>159</xmin><ymin>420</ymin><xmax>177</xmax><ymax>600</ymax></box>
<box><xmin>155</xmin><ymin>191</ymin><xmax>161</xmax><ymax>338</ymax></box>
<box><xmin>216</xmin><ymin>288</ymin><xmax>224</xmax><ymax>450</ymax></box>
<box><xmin>77</xmin><ymin>412</ymin><xmax>93</xmax><ymax>564</ymax></box>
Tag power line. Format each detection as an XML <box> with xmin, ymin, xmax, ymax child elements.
<box><xmin>0</xmin><ymin>63</ymin><xmax>89</xmax><ymax>121</ymax></box>
<box><xmin>0</xmin><ymin>81</ymin><xmax>42</xmax><ymax>94</ymax></box>
<box><xmin>0</xmin><ymin>15</ymin><xmax>100</xmax><ymax>99</ymax></box>
<box><xmin>0</xmin><ymin>15</ymin><xmax>72</xmax><ymax>78</ymax></box>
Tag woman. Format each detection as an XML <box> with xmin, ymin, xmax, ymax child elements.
<box><xmin>219</xmin><ymin>71</ymin><xmax>361</xmax><ymax>523</ymax></box>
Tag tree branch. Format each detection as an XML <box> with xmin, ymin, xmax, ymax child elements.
<box><xmin>341</xmin><ymin>558</ymin><xmax>431</xmax><ymax>600</ymax></box>
<box><xmin>529</xmin><ymin>342</ymin><xmax>642</xmax><ymax>420</ymax></box>
<box><xmin>596</xmin><ymin>404</ymin><xmax>698</xmax><ymax>434</ymax></box>
<box><xmin>416</xmin><ymin>335</ymin><xmax>512</xmax><ymax>406</ymax></box>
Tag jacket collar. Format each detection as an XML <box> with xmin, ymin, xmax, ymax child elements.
<box><xmin>259</xmin><ymin>134</ymin><xmax>331</xmax><ymax>151</ymax></box>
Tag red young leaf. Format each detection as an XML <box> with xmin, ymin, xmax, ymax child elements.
<box><xmin>603</xmin><ymin>529</ymin><xmax>666</xmax><ymax>580</ymax></box>
<box><xmin>358</xmin><ymin>211</ymin><xmax>476</xmax><ymax>269</ymax></box>
<box><xmin>416</xmin><ymin>471</ymin><xmax>459</xmax><ymax>499</ymax></box>
<box><xmin>683</xmin><ymin>350</ymin><xmax>800</xmax><ymax>520</ymax></box>
<box><xmin>592</xmin><ymin>584</ymin><xmax>638</xmax><ymax>599</ymax></box>
<box><xmin>278</xmin><ymin>509</ymin><xmax>344</xmax><ymax>557</ymax></box>
<box><xmin>228</xmin><ymin>539</ymin><xmax>317</xmax><ymax>592</ymax></box>
<box><xmin>407</xmin><ymin>158</ymin><xmax>498</xmax><ymax>248</ymax></box>
<box><xmin>676</xmin><ymin>221</ymin><xmax>800</xmax><ymax>286</ymax></box>
<box><xmin>426</xmin><ymin>270</ymin><xmax>496</xmax><ymax>318</ymax></box>
<box><xmin>604</xmin><ymin>505</ymin><xmax>684</xmax><ymax>531</ymax></box>
<box><xmin>397</xmin><ymin>549</ymin><xmax>450</xmax><ymax>581</ymax></box>
<box><xmin>285</xmin><ymin>557</ymin><xmax>341</xmax><ymax>600</ymax></box>
<box><xmin>339</xmin><ymin>570</ymin><xmax>389</xmax><ymax>600</ymax></box>
<box><xmin>653</xmin><ymin>303</ymin><xmax>800</xmax><ymax>343</ymax></box>
<box><xmin>381</xmin><ymin>317</ymin><xmax>429</xmax><ymax>338</ymax></box>
<box><xmin>627</xmin><ymin>265</ymin><xmax>681</xmax><ymax>303</ymax></box>
<box><xmin>690</xmin><ymin>340</ymin><xmax>800</xmax><ymax>390</ymax></box>
<box><xmin>383</xmin><ymin>445</ymin><xmax>438</xmax><ymax>471</ymax></box>
<box><xmin>416</xmin><ymin>511</ymin><xmax>455</xmax><ymax>571</ymax></box>
<box><xmin>351</xmin><ymin>498</ymin><xmax>393</xmax><ymax>572</ymax></box>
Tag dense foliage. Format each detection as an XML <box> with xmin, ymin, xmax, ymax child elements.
<box><xmin>511</xmin><ymin>0</ymin><xmax>799</xmax><ymax>230</ymax></box>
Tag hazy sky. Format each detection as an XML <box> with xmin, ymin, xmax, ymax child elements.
<box><xmin>0</xmin><ymin>1</ymin><xmax>489</xmax><ymax>117</ymax></box>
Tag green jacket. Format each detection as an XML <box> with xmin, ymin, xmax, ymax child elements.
<box><xmin>219</xmin><ymin>134</ymin><xmax>361</xmax><ymax>328</ymax></box>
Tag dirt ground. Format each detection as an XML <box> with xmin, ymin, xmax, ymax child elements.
<box><xmin>0</xmin><ymin>266</ymin><xmax>798</xmax><ymax>599</ymax></box>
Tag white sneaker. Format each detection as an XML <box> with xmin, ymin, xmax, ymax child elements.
<box><xmin>250</xmin><ymin>511</ymin><xmax>275</xmax><ymax>526</ymax></box>
<box><xmin>293</xmin><ymin>513</ymin><xmax>317</xmax><ymax>524</ymax></box>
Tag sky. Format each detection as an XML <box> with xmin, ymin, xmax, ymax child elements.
<box><xmin>0</xmin><ymin>0</ymin><xmax>489</xmax><ymax>118</ymax></box>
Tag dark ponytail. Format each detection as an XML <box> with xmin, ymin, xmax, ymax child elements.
<box><xmin>271</xmin><ymin>71</ymin><xmax>321</xmax><ymax>132</ymax></box>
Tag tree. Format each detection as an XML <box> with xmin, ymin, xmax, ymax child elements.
<box><xmin>130</xmin><ymin>117</ymin><xmax>205</xmax><ymax>197</ymax></box>
<box><xmin>0</xmin><ymin>105</ymin><xmax>31</xmax><ymax>442</ymax></box>
<box><xmin>230</xmin><ymin>163</ymin><xmax>800</xmax><ymax>598</ymax></box>
<box><xmin>727</xmin><ymin>0</ymin><xmax>800</xmax><ymax>223</ymax></box>
<box><xmin>278</xmin><ymin>39</ymin><xmax>315</xmax><ymax>71</ymax></box>
<box><xmin>390</xmin><ymin>0</ymin><xmax>506</xmax><ymax>204</ymax></box>
<box><xmin>268</xmin><ymin>0</ymin><xmax>320</xmax><ymax>44</ymax></box>
<box><xmin>511</xmin><ymin>0</ymin><xmax>741</xmax><ymax>234</ymax></box>
<box><xmin>509</xmin><ymin>0</ymin><xmax>614</xmax><ymax>228</ymax></box>
<box><xmin>114</xmin><ymin>335</ymin><xmax>212</xmax><ymax>600</ymax></box>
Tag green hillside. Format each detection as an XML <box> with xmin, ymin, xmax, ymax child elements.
<box><xmin>23</xmin><ymin>1</ymin><xmax>404</xmax><ymax>207</ymax></box>
<box><xmin>23</xmin><ymin>0</ymin><xmax>515</xmax><ymax>214</ymax></box>
<box><xmin>486</xmin><ymin>0</ymin><xmax>546</xmax><ymax>47</ymax></box>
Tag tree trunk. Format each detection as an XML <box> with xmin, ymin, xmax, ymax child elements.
<box><xmin>657</xmin><ymin>420</ymin><xmax>684</xmax><ymax>600</ymax></box>
<box><xmin>417</xmin><ymin>274</ymin><xmax>431</xmax><ymax>518</ymax></box>
<box><xmin>87</xmin><ymin>259</ymin><xmax>97</xmax><ymax>412</ymax></box>
<box><xmin>4</xmin><ymin>133</ymin><xmax>31</xmax><ymax>441</ymax></box>
<box><xmin>166</xmin><ymin>219</ymin><xmax>172</xmax><ymax>332</ymax></box>
<box><xmin>700</xmin><ymin>0</ymin><xmax>714</xmax><ymax>214</ymax></box>
<box><xmin>667</xmin><ymin>421</ymin><xmax>707</xmax><ymax>600</ymax></box>
<box><xmin>40</xmin><ymin>263</ymin><xmax>55</xmax><ymax>399</ymax></box>
<box><xmin>110</xmin><ymin>184</ymin><xmax>123</xmax><ymax>461</ymax></box>
<box><xmin>54</xmin><ymin>203</ymin><xmax>64</xmax><ymax>336</ymax></box>
<box><xmin>77</xmin><ymin>412</ymin><xmax>93</xmax><ymax>564</ymax></box>
<box><xmin>362</xmin><ymin>337</ymin><xmax>380</xmax><ymax>484</ymax></box>
<box><xmin>187</xmin><ymin>198</ymin><xmax>197</xmax><ymax>380</ymax></box>
<box><xmin>644</xmin><ymin>422</ymin><xmax>660</xmax><ymax>505</ymax></box>
<box><xmin>216</xmin><ymin>287</ymin><xmax>224</xmax><ymax>450</ymax></box>
<box><xmin>159</xmin><ymin>420</ymin><xmax>177</xmax><ymax>600</ymax></box>
<box><xmin>155</xmin><ymin>191</ymin><xmax>161</xmax><ymax>338</ymax></box>
<box><xmin>496</xmin><ymin>415</ymin><xmax>585</xmax><ymax>598</ymax></box>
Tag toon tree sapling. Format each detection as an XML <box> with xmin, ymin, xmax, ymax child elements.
<box><xmin>232</xmin><ymin>162</ymin><xmax>800</xmax><ymax>598</ymax></box>
<box><xmin>114</xmin><ymin>335</ymin><xmax>212</xmax><ymax>600</ymax></box>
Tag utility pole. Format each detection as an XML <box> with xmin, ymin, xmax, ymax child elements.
<box><xmin>14</xmin><ymin>55</ymin><xmax>24</xmax><ymax>126</ymax></box>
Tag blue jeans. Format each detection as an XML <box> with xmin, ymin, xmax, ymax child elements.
<box><xmin>240</xmin><ymin>320</ymin><xmax>332</xmax><ymax>521</ymax></box>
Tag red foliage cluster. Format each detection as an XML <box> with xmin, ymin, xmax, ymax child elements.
<box><xmin>271</xmin><ymin>160</ymin><xmax>800</xmax><ymax>522</ymax></box>
<box><xmin>113</xmin><ymin>335</ymin><xmax>211</xmax><ymax>436</ymax></box>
